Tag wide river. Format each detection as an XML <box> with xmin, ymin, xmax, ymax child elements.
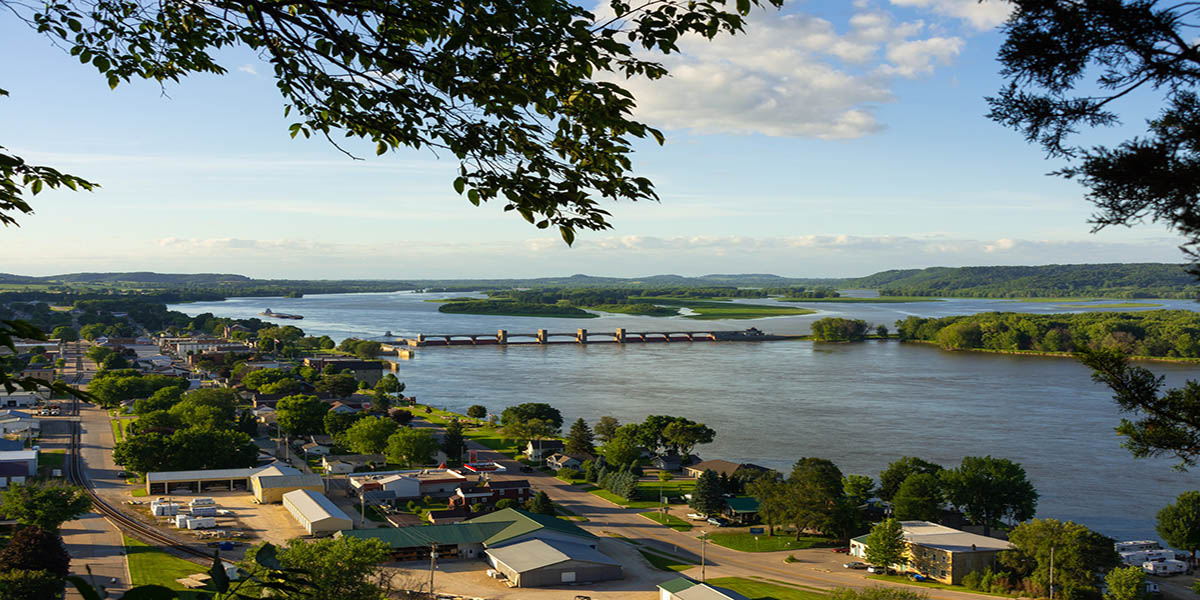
<box><xmin>170</xmin><ymin>292</ymin><xmax>1200</xmax><ymax>542</ymax></box>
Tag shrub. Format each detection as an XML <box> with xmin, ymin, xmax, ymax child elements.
<box><xmin>962</xmin><ymin>571</ymin><xmax>982</xmax><ymax>591</ymax></box>
<box><xmin>559</xmin><ymin>468</ymin><xmax>581</xmax><ymax>481</ymax></box>
<box><xmin>422</xmin><ymin>495</ymin><xmax>433</xmax><ymax>505</ymax></box>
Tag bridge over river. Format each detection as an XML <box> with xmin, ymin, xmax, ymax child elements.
<box><xmin>395</xmin><ymin>328</ymin><xmax>803</xmax><ymax>347</ymax></box>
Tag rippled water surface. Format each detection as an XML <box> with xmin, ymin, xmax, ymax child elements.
<box><xmin>171</xmin><ymin>292</ymin><xmax>1200</xmax><ymax>541</ymax></box>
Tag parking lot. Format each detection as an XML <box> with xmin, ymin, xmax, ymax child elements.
<box><xmin>132</xmin><ymin>490</ymin><xmax>309</xmax><ymax>548</ymax></box>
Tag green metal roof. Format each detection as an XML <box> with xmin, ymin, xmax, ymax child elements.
<box><xmin>658</xmin><ymin>577</ymin><xmax>698</xmax><ymax>594</ymax></box>
<box><xmin>724</xmin><ymin>497</ymin><xmax>759</xmax><ymax>513</ymax></box>
<box><xmin>852</xmin><ymin>534</ymin><xmax>869</xmax><ymax>544</ymax></box>
<box><xmin>336</xmin><ymin>508</ymin><xmax>595</xmax><ymax>549</ymax></box>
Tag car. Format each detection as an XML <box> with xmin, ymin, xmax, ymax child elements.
<box><xmin>116</xmin><ymin>471</ymin><xmax>127</xmax><ymax>478</ymax></box>
<box><xmin>867</xmin><ymin>566</ymin><xmax>891</xmax><ymax>575</ymax></box>
<box><xmin>909</xmin><ymin>574</ymin><xmax>928</xmax><ymax>582</ymax></box>
<box><xmin>706</xmin><ymin>517</ymin><xmax>730</xmax><ymax>527</ymax></box>
<box><xmin>832</xmin><ymin>547</ymin><xmax>850</xmax><ymax>553</ymax></box>
<box><xmin>687</xmin><ymin>513</ymin><xmax>708</xmax><ymax>521</ymax></box>
<box><xmin>843</xmin><ymin>562</ymin><xmax>868</xmax><ymax>570</ymax></box>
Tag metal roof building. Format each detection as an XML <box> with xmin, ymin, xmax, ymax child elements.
<box><xmin>145</xmin><ymin>462</ymin><xmax>322</xmax><ymax>503</ymax></box>
<box><xmin>282</xmin><ymin>489</ymin><xmax>353</xmax><ymax>535</ymax></box>
<box><xmin>658</xmin><ymin>577</ymin><xmax>751</xmax><ymax>600</ymax></box>
<box><xmin>484</xmin><ymin>538</ymin><xmax>621</xmax><ymax>588</ymax></box>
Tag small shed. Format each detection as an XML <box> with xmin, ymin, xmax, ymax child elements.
<box><xmin>485</xmin><ymin>538</ymin><xmax>622</xmax><ymax>587</ymax></box>
<box><xmin>282</xmin><ymin>489</ymin><xmax>353</xmax><ymax>535</ymax></box>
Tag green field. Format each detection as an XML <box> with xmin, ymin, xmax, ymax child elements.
<box><xmin>631</xmin><ymin>298</ymin><xmax>816</xmax><ymax>320</ymax></box>
<box><xmin>437</xmin><ymin>300</ymin><xmax>598</xmax><ymax>319</ymax></box>
<box><xmin>584</xmin><ymin>303</ymin><xmax>681</xmax><ymax>317</ymax></box>
<box><xmin>124</xmin><ymin>536</ymin><xmax>211</xmax><ymax>598</ymax></box>
<box><xmin>639</xmin><ymin>549</ymin><xmax>696</xmax><ymax>572</ymax></box>
<box><xmin>707</xmin><ymin>577</ymin><xmax>829</xmax><ymax>600</ymax></box>
<box><xmin>588</xmin><ymin>488</ymin><xmax>661</xmax><ymax>509</ymax></box>
<box><xmin>707</xmin><ymin>531</ymin><xmax>833</xmax><ymax>552</ymax></box>
<box><xmin>640</xmin><ymin>511</ymin><xmax>693</xmax><ymax>531</ymax></box>
<box><xmin>778</xmin><ymin>296</ymin><xmax>937</xmax><ymax>303</ymax></box>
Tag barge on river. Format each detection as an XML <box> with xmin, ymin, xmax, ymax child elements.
<box><xmin>259</xmin><ymin>308</ymin><xmax>304</xmax><ymax>320</ymax></box>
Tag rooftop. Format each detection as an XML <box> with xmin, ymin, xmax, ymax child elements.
<box><xmin>900</xmin><ymin>521</ymin><xmax>1013</xmax><ymax>553</ymax></box>
<box><xmin>337</xmin><ymin>507</ymin><xmax>594</xmax><ymax>548</ymax></box>
<box><xmin>283</xmin><ymin>489</ymin><xmax>352</xmax><ymax>523</ymax></box>
<box><xmin>485</xmin><ymin>538</ymin><xmax>619</xmax><ymax>572</ymax></box>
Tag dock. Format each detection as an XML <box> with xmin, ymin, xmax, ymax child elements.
<box><xmin>397</xmin><ymin>328</ymin><xmax>802</xmax><ymax>347</ymax></box>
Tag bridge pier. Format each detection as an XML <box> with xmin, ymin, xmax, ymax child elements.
<box><xmin>615</xmin><ymin>328</ymin><xmax>626</xmax><ymax>343</ymax></box>
<box><xmin>469</xmin><ymin>336</ymin><xmax>478</xmax><ymax>344</ymax></box>
<box><xmin>497</xmin><ymin>330</ymin><xmax>507</xmax><ymax>344</ymax></box>
<box><xmin>577</xmin><ymin>328</ymin><xmax>588</xmax><ymax>344</ymax></box>
<box><xmin>537</xmin><ymin>329</ymin><xmax>548</xmax><ymax>344</ymax></box>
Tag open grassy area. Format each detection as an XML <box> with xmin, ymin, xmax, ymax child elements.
<box><xmin>867</xmin><ymin>574</ymin><xmax>1017</xmax><ymax>597</ymax></box>
<box><xmin>110</xmin><ymin>418</ymin><xmax>123</xmax><ymax>442</ymax></box>
<box><xmin>631</xmin><ymin>297</ymin><xmax>816</xmax><ymax>320</ymax></box>
<box><xmin>124</xmin><ymin>535</ymin><xmax>211</xmax><ymax>598</ymax></box>
<box><xmin>438</xmin><ymin>300</ymin><xmax>599</xmax><ymax>319</ymax></box>
<box><xmin>707</xmin><ymin>531</ymin><xmax>833</xmax><ymax>552</ymax></box>
<box><xmin>707</xmin><ymin>577</ymin><xmax>829</xmax><ymax>600</ymax></box>
<box><xmin>588</xmin><ymin>488</ymin><xmax>660</xmax><ymax>509</ymax></box>
<box><xmin>637</xmin><ymin>480</ymin><xmax>695</xmax><ymax>499</ymax></box>
<box><xmin>639</xmin><ymin>511</ymin><xmax>693</xmax><ymax>531</ymax></box>
<box><xmin>778</xmin><ymin>296</ymin><xmax>938</xmax><ymax>303</ymax></box>
<box><xmin>638</xmin><ymin>549</ymin><xmax>696</xmax><ymax>572</ymax></box>
<box><xmin>584</xmin><ymin>303</ymin><xmax>681</xmax><ymax>316</ymax></box>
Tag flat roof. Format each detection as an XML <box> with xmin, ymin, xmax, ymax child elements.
<box><xmin>283</xmin><ymin>489</ymin><xmax>352</xmax><ymax>524</ymax></box>
<box><xmin>147</xmin><ymin>462</ymin><xmax>298</xmax><ymax>483</ymax></box>
<box><xmin>900</xmin><ymin>521</ymin><xmax>1012</xmax><ymax>553</ymax></box>
<box><xmin>0</xmin><ymin>450</ymin><xmax>37</xmax><ymax>461</ymax></box>
<box><xmin>486</xmin><ymin>538</ymin><xmax>618</xmax><ymax>573</ymax></box>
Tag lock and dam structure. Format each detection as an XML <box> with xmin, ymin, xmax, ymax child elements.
<box><xmin>394</xmin><ymin>328</ymin><xmax>802</xmax><ymax>347</ymax></box>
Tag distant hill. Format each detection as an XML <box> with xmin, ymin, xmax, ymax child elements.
<box><xmin>845</xmin><ymin>263</ymin><xmax>1200</xmax><ymax>299</ymax></box>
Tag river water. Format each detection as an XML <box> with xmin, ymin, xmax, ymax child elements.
<box><xmin>170</xmin><ymin>292</ymin><xmax>1200</xmax><ymax>542</ymax></box>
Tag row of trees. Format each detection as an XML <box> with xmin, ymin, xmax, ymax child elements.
<box><xmin>113</xmin><ymin>387</ymin><xmax>260</xmax><ymax>473</ymax></box>
<box><xmin>896</xmin><ymin>310</ymin><xmax>1200</xmax><ymax>359</ymax></box>
<box><xmin>810</xmin><ymin>318</ymin><xmax>874</xmax><ymax>342</ymax></box>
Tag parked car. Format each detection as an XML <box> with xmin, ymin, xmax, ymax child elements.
<box><xmin>867</xmin><ymin>566</ymin><xmax>891</xmax><ymax>575</ymax></box>
<box><xmin>116</xmin><ymin>471</ymin><xmax>127</xmax><ymax>478</ymax></box>
<box><xmin>687</xmin><ymin>513</ymin><xmax>708</xmax><ymax>521</ymax></box>
<box><xmin>832</xmin><ymin>547</ymin><xmax>850</xmax><ymax>553</ymax></box>
<box><xmin>706</xmin><ymin>517</ymin><xmax>730</xmax><ymax>527</ymax></box>
<box><xmin>843</xmin><ymin>562</ymin><xmax>868</xmax><ymax>570</ymax></box>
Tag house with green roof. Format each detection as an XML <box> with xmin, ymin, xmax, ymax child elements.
<box><xmin>723</xmin><ymin>496</ymin><xmax>760</xmax><ymax>524</ymax></box>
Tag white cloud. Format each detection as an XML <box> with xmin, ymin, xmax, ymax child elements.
<box><xmin>603</xmin><ymin>6</ymin><xmax>964</xmax><ymax>138</ymax></box>
<box><xmin>237</xmin><ymin>64</ymin><xmax>258</xmax><ymax>76</ymax></box>
<box><xmin>889</xmin><ymin>0</ymin><xmax>1012</xmax><ymax>30</ymax></box>
<box><xmin>985</xmin><ymin>237</ymin><xmax>1016</xmax><ymax>252</ymax></box>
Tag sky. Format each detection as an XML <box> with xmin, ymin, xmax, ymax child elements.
<box><xmin>0</xmin><ymin>0</ymin><xmax>1187</xmax><ymax>279</ymax></box>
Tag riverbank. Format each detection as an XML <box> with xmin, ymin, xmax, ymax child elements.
<box><xmin>899</xmin><ymin>339</ymin><xmax>1200</xmax><ymax>364</ymax></box>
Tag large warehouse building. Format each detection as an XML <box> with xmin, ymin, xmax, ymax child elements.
<box><xmin>850</xmin><ymin>521</ymin><xmax>1012</xmax><ymax>584</ymax></box>
<box><xmin>282</xmin><ymin>489</ymin><xmax>353</xmax><ymax>535</ymax></box>
<box><xmin>145</xmin><ymin>462</ymin><xmax>323</xmax><ymax>503</ymax></box>
<box><xmin>485</xmin><ymin>537</ymin><xmax>622</xmax><ymax>587</ymax></box>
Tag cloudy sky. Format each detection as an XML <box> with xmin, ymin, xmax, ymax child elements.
<box><xmin>0</xmin><ymin>0</ymin><xmax>1185</xmax><ymax>279</ymax></box>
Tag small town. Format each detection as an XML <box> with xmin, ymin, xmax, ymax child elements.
<box><xmin>0</xmin><ymin>302</ymin><xmax>1195</xmax><ymax>600</ymax></box>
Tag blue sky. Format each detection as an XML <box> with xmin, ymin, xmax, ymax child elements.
<box><xmin>0</xmin><ymin>0</ymin><xmax>1186</xmax><ymax>279</ymax></box>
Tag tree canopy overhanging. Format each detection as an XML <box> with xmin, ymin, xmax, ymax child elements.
<box><xmin>2</xmin><ymin>0</ymin><xmax>783</xmax><ymax>243</ymax></box>
<box><xmin>990</xmin><ymin>0</ymin><xmax>1200</xmax><ymax>268</ymax></box>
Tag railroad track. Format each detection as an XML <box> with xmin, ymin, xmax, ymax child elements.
<box><xmin>66</xmin><ymin>396</ymin><xmax>211</xmax><ymax>563</ymax></box>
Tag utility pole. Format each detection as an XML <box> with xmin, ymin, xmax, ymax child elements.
<box><xmin>1049</xmin><ymin>545</ymin><xmax>1055</xmax><ymax>600</ymax></box>
<box><xmin>701</xmin><ymin>531</ymin><xmax>707</xmax><ymax>583</ymax></box>
<box><xmin>428</xmin><ymin>543</ymin><xmax>439</xmax><ymax>599</ymax></box>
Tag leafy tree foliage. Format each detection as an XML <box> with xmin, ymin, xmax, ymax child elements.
<box><xmin>339</xmin><ymin>416</ymin><xmax>398</xmax><ymax>455</ymax></box>
<box><xmin>1001</xmin><ymin>519</ymin><xmax>1119</xmax><ymax>600</ymax></box>
<box><xmin>273</xmin><ymin>536</ymin><xmax>391</xmax><ymax>600</ymax></box>
<box><xmin>565</xmin><ymin>418</ymin><xmax>594</xmax><ymax>456</ymax></box>
<box><xmin>0</xmin><ymin>482</ymin><xmax>91</xmax><ymax>531</ymax></box>
<box><xmin>861</xmin><ymin>264</ymin><xmax>1200</xmax><ymax>299</ymax></box>
<box><xmin>941</xmin><ymin>456</ymin><xmax>1037</xmax><ymax>536</ymax></box>
<box><xmin>441</xmin><ymin>419</ymin><xmax>465</xmax><ymax>462</ymax></box>
<box><xmin>864</xmin><ymin>518</ymin><xmax>906</xmax><ymax>569</ymax></box>
<box><xmin>466</xmin><ymin>405</ymin><xmax>487</xmax><ymax>420</ymax></box>
<box><xmin>315</xmin><ymin>373</ymin><xmax>359</xmax><ymax>398</ymax></box>
<box><xmin>500</xmin><ymin>403</ymin><xmax>563</xmax><ymax>429</ymax></box>
<box><xmin>891</xmin><ymin>473</ymin><xmax>943</xmax><ymax>522</ymax></box>
<box><xmin>0</xmin><ymin>527</ymin><xmax>71</xmax><ymax>579</ymax></box>
<box><xmin>88</xmin><ymin>371</ymin><xmax>187</xmax><ymax>408</ymax></box>
<box><xmin>275</xmin><ymin>394</ymin><xmax>330</xmax><ymax>436</ymax></box>
<box><xmin>594</xmin><ymin>416</ymin><xmax>620</xmax><ymax>444</ymax></box>
<box><xmin>878</xmin><ymin>456</ymin><xmax>943</xmax><ymax>501</ymax></box>
<box><xmin>527</xmin><ymin>491</ymin><xmax>555</xmax><ymax>516</ymax></box>
<box><xmin>662</xmin><ymin>419</ymin><xmax>715</xmax><ymax>457</ymax></box>
<box><xmin>1105</xmin><ymin>565</ymin><xmax>1148</xmax><ymax>600</ymax></box>
<box><xmin>114</xmin><ymin>428</ymin><xmax>258</xmax><ymax>472</ymax></box>
<box><xmin>600</xmin><ymin>424</ymin><xmax>641</xmax><ymax>466</ymax></box>
<box><xmin>842</xmin><ymin>474</ymin><xmax>876</xmax><ymax>506</ymax></box>
<box><xmin>1082</xmin><ymin>348</ymin><xmax>1200</xmax><ymax>468</ymax></box>
<box><xmin>689</xmin><ymin>469</ymin><xmax>725</xmax><ymax>516</ymax></box>
<box><xmin>324</xmin><ymin>409</ymin><xmax>362</xmax><ymax>438</ymax></box>
<box><xmin>1156</xmin><ymin>490</ymin><xmax>1200</xmax><ymax>560</ymax></box>
<box><xmin>7</xmin><ymin>0</ymin><xmax>786</xmax><ymax>240</ymax></box>
<box><xmin>989</xmin><ymin>2</ymin><xmax>1200</xmax><ymax>267</ymax></box>
<box><xmin>810</xmin><ymin>318</ymin><xmax>870</xmax><ymax>342</ymax></box>
<box><xmin>133</xmin><ymin>386</ymin><xmax>184</xmax><ymax>415</ymax></box>
<box><xmin>747</xmin><ymin>473</ymin><xmax>789</xmax><ymax>535</ymax></box>
<box><xmin>241</xmin><ymin>368</ymin><xmax>297</xmax><ymax>391</ymax></box>
<box><xmin>0</xmin><ymin>568</ymin><xmax>63</xmax><ymax>600</ymax></box>
<box><xmin>385</xmin><ymin>427</ymin><xmax>438</xmax><ymax>467</ymax></box>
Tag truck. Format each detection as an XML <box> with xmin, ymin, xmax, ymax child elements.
<box><xmin>1143</xmin><ymin>560</ymin><xmax>1188</xmax><ymax>576</ymax></box>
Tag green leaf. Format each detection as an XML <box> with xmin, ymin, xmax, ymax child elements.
<box><xmin>209</xmin><ymin>551</ymin><xmax>230</xmax><ymax>593</ymax></box>
<box><xmin>467</xmin><ymin>189</ymin><xmax>480</xmax><ymax>206</ymax></box>
<box><xmin>254</xmin><ymin>542</ymin><xmax>282</xmax><ymax>569</ymax></box>
<box><xmin>559</xmin><ymin>226</ymin><xmax>575</xmax><ymax>246</ymax></box>
<box><xmin>453</xmin><ymin>177</ymin><xmax>466</xmax><ymax>194</ymax></box>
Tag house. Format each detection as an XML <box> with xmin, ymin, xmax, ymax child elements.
<box><xmin>337</xmin><ymin>508</ymin><xmax>622</xmax><ymax>587</ymax></box>
<box><xmin>282</xmin><ymin>489</ymin><xmax>353</xmax><ymax>535</ymax></box>
<box><xmin>652</xmin><ymin>454</ymin><xmax>700</xmax><ymax>472</ymax></box>
<box><xmin>321</xmin><ymin>454</ymin><xmax>386</xmax><ymax>475</ymax></box>
<box><xmin>546</xmin><ymin>453</ymin><xmax>593</xmax><ymax>471</ymax></box>
<box><xmin>849</xmin><ymin>521</ymin><xmax>1013</xmax><ymax>584</ymax></box>
<box><xmin>683</xmin><ymin>460</ymin><xmax>769</xmax><ymax>480</ymax></box>
<box><xmin>449</xmin><ymin>479</ymin><xmax>533</xmax><ymax>509</ymax></box>
<box><xmin>327</xmin><ymin>401</ymin><xmax>359</xmax><ymax>415</ymax></box>
<box><xmin>348</xmin><ymin>468</ymin><xmax>468</xmax><ymax>500</ymax></box>
<box><xmin>723</xmin><ymin>497</ymin><xmax>759</xmax><ymax>524</ymax></box>
<box><xmin>428</xmin><ymin>507</ymin><xmax>471</xmax><ymax>524</ymax></box>
<box><xmin>0</xmin><ymin>392</ymin><xmax>42</xmax><ymax>408</ymax></box>
<box><xmin>658</xmin><ymin>577</ymin><xmax>750</xmax><ymax>600</ymax></box>
<box><xmin>252</xmin><ymin>406</ymin><xmax>276</xmax><ymax>424</ymax></box>
<box><xmin>0</xmin><ymin>411</ymin><xmax>40</xmax><ymax>438</ymax></box>
<box><xmin>301</xmin><ymin>442</ymin><xmax>331</xmax><ymax>456</ymax></box>
<box><xmin>524</xmin><ymin>440</ymin><xmax>565</xmax><ymax>461</ymax></box>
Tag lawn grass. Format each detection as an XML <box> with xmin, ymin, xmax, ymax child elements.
<box><xmin>124</xmin><ymin>535</ymin><xmax>211</xmax><ymax>598</ymax></box>
<box><xmin>707</xmin><ymin>531</ymin><xmax>833</xmax><ymax>552</ymax></box>
<box><xmin>638</xmin><ymin>549</ymin><xmax>696</xmax><ymax>572</ymax></box>
<box><xmin>630</xmin><ymin>297</ymin><xmax>816</xmax><ymax>320</ymax></box>
<box><xmin>866</xmin><ymin>574</ymin><xmax>1016</xmax><ymax>598</ymax></box>
<box><xmin>131</xmin><ymin>488</ymin><xmax>148</xmax><ymax>497</ymax></box>
<box><xmin>587</xmin><ymin>488</ymin><xmax>660</xmax><ymax>509</ymax></box>
<box><xmin>556</xmin><ymin>471</ymin><xmax>587</xmax><ymax>485</ymax></box>
<box><xmin>110</xmin><ymin>418</ymin><xmax>123</xmax><ymax>442</ymax></box>
<box><xmin>637</xmin><ymin>480</ymin><xmax>695</xmax><ymax>500</ymax></box>
<box><xmin>708</xmin><ymin>577</ymin><xmax>829</xmax><ymax>600</ymax></box>
<box><xmin>406</xmin><ymin>497</ymin><xmax>449</xmax><ymax>522</ymax></box>
<box><xmin>639</xmin><ymin>511</ymin><xmax>693</xmax><ymax>531</ymax></box>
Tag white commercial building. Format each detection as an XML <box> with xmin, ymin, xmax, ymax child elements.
<box><xmin>282</xmin><ymin>489</ymin><xmax>353</xmax><ymax>535</ymax></box>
